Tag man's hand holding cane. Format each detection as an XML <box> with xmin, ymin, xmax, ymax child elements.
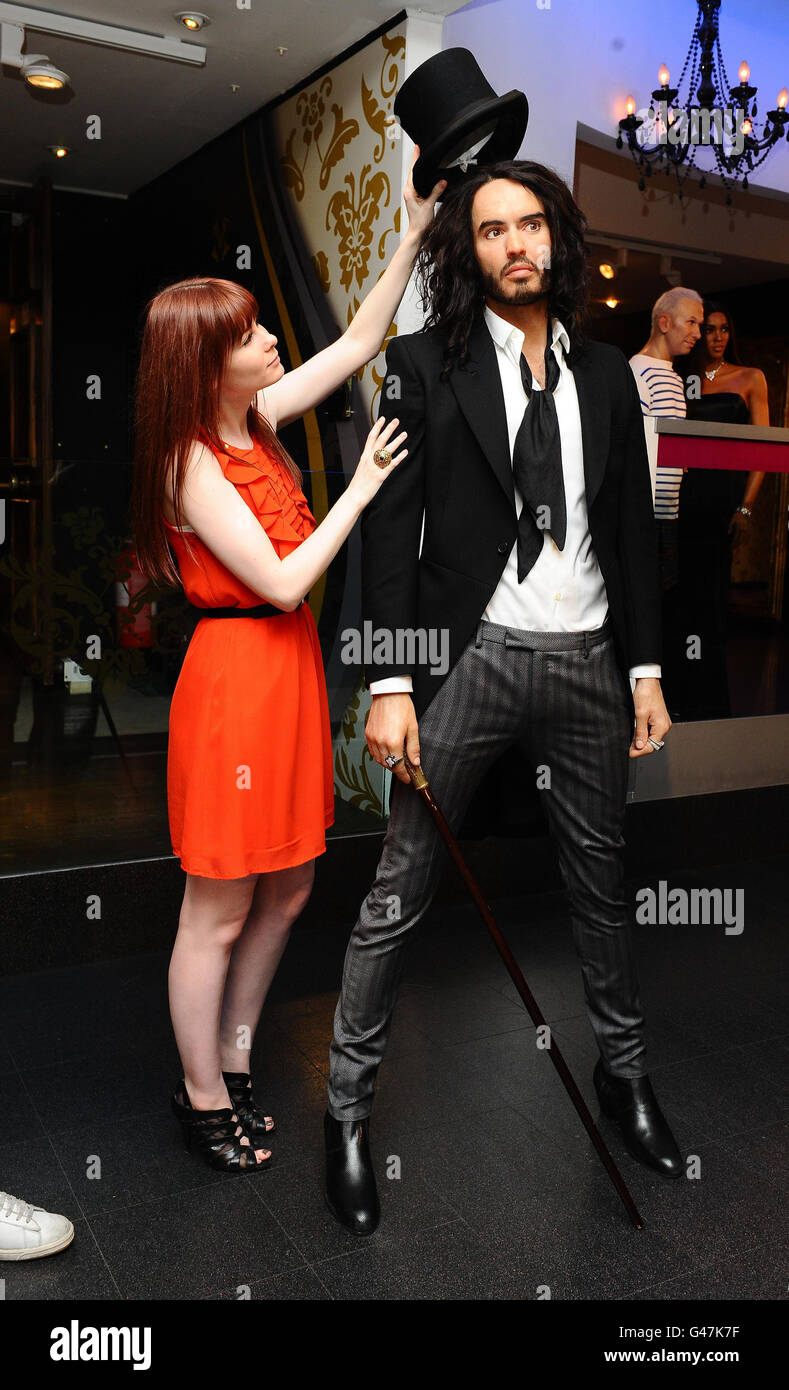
<box><xmin>366</xmin><ymin>693</ymin><xmax>421</xmax><ymax>784</ymax></box>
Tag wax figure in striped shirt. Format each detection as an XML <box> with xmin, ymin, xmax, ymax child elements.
<box><xmin>629</xmin><ymin>288</ymin><xmax>703</xmax><ymax>715</ymax></box>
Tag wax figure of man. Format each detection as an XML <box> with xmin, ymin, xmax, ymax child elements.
<box><xmin>323</xmin><ymin>51</ymin><xmax>684</xmax><ymax>1236</ymax></box>
<box><xmin>629</xmin><ymin>287</ymin><xmax>703</xmax><ymax>715</ymax></box>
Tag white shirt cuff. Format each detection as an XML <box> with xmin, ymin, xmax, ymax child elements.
<box><xmin>368</xmin><ymin>675</ymin><xmax>413</xmax><ymax>695</ymax></box>
<box><xmin>629</xmin><ymin>664</ymin><xmax>661</xmax><ymax>679</ymax></box>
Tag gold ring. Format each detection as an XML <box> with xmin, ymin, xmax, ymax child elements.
<box><xmin>373</xmin><ymin>448</ymin><xmax>392</xmax><ymax>468</ymax></box>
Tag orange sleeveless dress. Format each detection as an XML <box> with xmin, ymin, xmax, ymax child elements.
<box><xmin>164</xmin><ymin>437</ymin><xmax>334</xmax><ymax>879</ymax></box>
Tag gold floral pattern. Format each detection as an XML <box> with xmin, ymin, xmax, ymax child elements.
<box><xmin>365</xmin><ymin>32</ymin><xmax>405</xmax><ymax>163</ymax></box>
<box><xmin>326</xmin><ymin>165</ymin><xmax>391</xmax><ymax>292</ymax></box>
<box><xmin>345</xmin><ymin>295</ymin><xmax>397</xmax><ymax>392</ymax></box>
<box><xmin>298</xmin><ymin>80</ymin><xmax>329</xmax><ymax>138</ymax></box>
<box><xmin>333</xmin><ymin>676</ymin><xmax>385</xmax><ymax>815</ymax></box>
<box><xmin>281</xmin><ymin>76</ymin><xmax>360</xmax><ymax>201</ymax></box>
<box><xmin>271</xmin><ymin>25</ymin><xmax>407</xmax><ymax>812</ymax></box>
<box><xmin>368</xmin><ymin>321</ymin><xmax>398</xmax><ymax>414</ymax></box>
<box><xmin>377</xmin><ymin>205</ymin><xmax>401</xmax><ymax>261</ymax></box>
<box><xmin>274</xmin><ymin>27</ymin><xmax>404</xmax><ymax>353</ymax></box>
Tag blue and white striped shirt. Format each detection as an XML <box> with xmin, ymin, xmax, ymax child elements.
<box><xmin>629</xmin><ymin>353</ymin><xmax>686</xmax><ymax>520</ymax></box>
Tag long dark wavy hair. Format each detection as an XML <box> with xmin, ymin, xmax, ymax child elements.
<box><xmin>676</xmin><ymin>298</ymin><xmax>743</xmax><ymax>387</ymax></box>
<box><xmin>415</xmin><ymin>159</ymin><xmax>590</xmax><ymax>378</ymax></box>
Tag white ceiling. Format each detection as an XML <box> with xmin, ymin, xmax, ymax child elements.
<box><xmin>0</xmin><ymin>1</ymin><xmax>462</xmax><ymax>196</ymax></box>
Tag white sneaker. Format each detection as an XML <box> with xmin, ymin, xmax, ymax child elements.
<box><xmin>0</xmin><ymin>1191</ymin><xmax>74</xmax><ymax>1261</ymax></box>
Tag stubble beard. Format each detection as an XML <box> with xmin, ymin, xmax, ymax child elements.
<box><xmin>481</xmin><ymin>264</ymin><xmax>552</xmax><ymax>309</ymax></box>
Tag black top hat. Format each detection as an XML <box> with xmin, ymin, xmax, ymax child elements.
<box><xmin>394</xmin><ymin>48</ymin><xmax>528</xmax><ymax>198</ymax></box>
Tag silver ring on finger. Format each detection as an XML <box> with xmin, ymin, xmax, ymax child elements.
<box><xmin>647</xmin><ymin>736</ymin><xmax>665</xmax><ymax>751</ymax></box>
<box><xmin>384</xmin><ymin>753</ymin><xmax>403</xmax><ymax>768</ymax></box>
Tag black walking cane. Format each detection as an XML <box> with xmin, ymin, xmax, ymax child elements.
<box><xmin>401</xmin><ymin>751</ymin><xmax>645</xmax><ymax>1231</ymax></box>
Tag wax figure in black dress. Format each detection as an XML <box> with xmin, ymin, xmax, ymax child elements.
<box><xmin>677</xmin><ymin>303</ymin><xmax>769</xmax><ymax>719</ymax></box>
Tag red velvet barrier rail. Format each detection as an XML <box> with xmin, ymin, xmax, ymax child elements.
<box><xmin>655</xmin><ymin>418</ymin><xmax>789</xmax><ymax>473</ymax></box>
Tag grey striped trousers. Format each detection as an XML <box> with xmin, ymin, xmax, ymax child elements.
<box><xmin>328</xmin><ymin>618</ymin><xmax>647</xmax><ymax>1120</ymax></box>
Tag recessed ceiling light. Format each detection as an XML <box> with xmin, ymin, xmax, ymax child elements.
<box><xmin>48</xmin><ymin>145</ymin><xmax>69</xmax><ymax>158</ymax></box>
<box><xmin>605</xmin><ymin>297</ymin><xmax>619</xmax><ymax>309</ymax></box>
<box><xmin>24</xmin><ymin>59</ymin><xmax>69</xmax><ymax>90</ymax></box>
<box><xmin>599</xmin><ymin>263</ymin><xmax>616</xmax><ymax>280</ymax></box>
<box><xmin>174</xmin><ymin>11</ymin><xmax>210</xmax><ymax>30</ymax></box>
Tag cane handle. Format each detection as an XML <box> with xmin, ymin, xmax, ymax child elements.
<box><xmin>402</xmin><ymin>751</ymin><xmax>428</xmax><ymax>790</ymax></box>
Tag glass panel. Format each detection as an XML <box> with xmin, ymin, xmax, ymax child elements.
<box><xmin>657</xmin><ymin>463</ymin><xmax>789</xmax><ymax>722</ymax></box>
<box><xmin>0</xmin><ymin>462</ymin><xmax>387</xmax><ymax>877</ymax></box>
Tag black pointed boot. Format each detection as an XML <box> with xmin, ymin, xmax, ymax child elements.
<box><xmin>324</xmin><ymin>1109</ymin><xmax>380</xmax><ymax>1236</ymax></box>
<box><xmin>593</xmin><ymin>1058</ymin><xmax>683</xmax><ymax>1178</ymax></box>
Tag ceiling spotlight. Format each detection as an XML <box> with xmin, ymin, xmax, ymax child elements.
<box><xmin>48</xmin><ymin>145</ymin><xmax>69</xmax><ymax>158</ymax></box>
<box><xmin>604</xmin><ymin>297</ymin><xmax>619</xmax><ymax>309</ymax></box>
<box><xmin>24</xmin><ymin>58</ymin><xmax>69</xmax><ymax>89</ymax></box>
<box><xmin>174</xmin><ymin>11</ymin><xmax>210</xmax><ymax>30</ymax></box>
<box><xmin>2</xmin><ymin>26</ymin><xmax>70</xmax><ymax>88</ymax></box>
<box><xmin>599</xmin><ymin>262</ymin><xmax>616</xmax><ymax>280</ymax></box>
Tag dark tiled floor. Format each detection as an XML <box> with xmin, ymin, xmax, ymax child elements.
<box><xmin>0</xmin><ymin>855</ymin><xmax>787</xmax><ymax>1301</ymax></box>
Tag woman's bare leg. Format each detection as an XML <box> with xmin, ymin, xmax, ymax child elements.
<box><xmin>219</xmin><ymin>859</ymin><xmax>316</xmax><ymax>1074</ymax></box>
<box><xmin>168</xmin><ymin>872</ymin><xmax>270</xmax><ymax>1160</ymax></box>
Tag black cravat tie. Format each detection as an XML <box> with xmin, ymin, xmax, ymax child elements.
<box><xmin>511</xmin><ymin>333</ymin><xmax>567</xmax><ymax>582</ymax></box>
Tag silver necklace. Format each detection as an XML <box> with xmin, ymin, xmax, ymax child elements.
<box><xmin>704</xmin><ymin>360</ymin><xmax>725</xmax><ymax>382</ymax></box>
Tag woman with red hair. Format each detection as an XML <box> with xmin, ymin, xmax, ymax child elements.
<box><xmin>132</xmin><ymin>152</ymin><xmax>445</xmax><ymax>1173</ymax></box>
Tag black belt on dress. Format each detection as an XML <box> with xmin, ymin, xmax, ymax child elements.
<box><xmin>190</xmin><ymin>600</ymin><xmax>301</xmax><ymax>619</ymax></box>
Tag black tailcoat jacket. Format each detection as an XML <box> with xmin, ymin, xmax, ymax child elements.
<box><xmin>361</xmin><ymin>316</ymin><xmax>662</xmax><ymax>837</ymax></box>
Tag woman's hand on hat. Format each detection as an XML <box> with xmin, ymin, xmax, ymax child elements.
<box><xmin>403</xmin><ymin>145</ymin><xmax>447</xmax><ymax>237</ymax></box>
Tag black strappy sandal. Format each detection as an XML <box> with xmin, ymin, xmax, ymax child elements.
<box><xmin>222</xmin><ymin>1071</ymin><xmax>276</xmax><ymax>1143</ymax></box>
<box><xmin>171</xmin><ymin>1081</ymin><xmax>272</xmax><ymax>1172</ymax></box>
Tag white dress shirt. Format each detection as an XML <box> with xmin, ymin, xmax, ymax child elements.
<box><xmin>369</xmin><ymin>305</ymin><xmax>660</xmax><ymax>692</ymax></box>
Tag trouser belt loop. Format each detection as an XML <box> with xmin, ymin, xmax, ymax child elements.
<box><xmin>583</xmin><ymin>631</ymin><xmax>590</xmax><ymax>659</ymax></box>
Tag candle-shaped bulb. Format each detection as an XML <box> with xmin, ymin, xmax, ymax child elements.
<box><xmin>777</xmin><ymin>87</ymin><xmax>788</xmax><ymax>109</ymax></box>
<box><xmin>625</xmin><ymin>94</ymin><xmax>636</xmax><ymax>116</ymax></box>
<box><xmin>658</xmin><ymin>64</ymin><xmax>670</xmax><ymax>88</ymax></box>
<box><xmin>739</xmin><ymin>61</ymin><xmax>750</xmax><ymax>86</ymax></box>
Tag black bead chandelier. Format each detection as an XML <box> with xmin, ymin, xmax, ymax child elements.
<box><xmin>616</xmin><ymin>0</ymin><xmax>788</xmax><ymax>203</ymax></box>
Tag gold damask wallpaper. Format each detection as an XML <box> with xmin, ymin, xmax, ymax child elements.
<box><xmin>271</xmin><ymin>24</ymin><xmax>410</xmax><ymax>817</ymax></box>
<box><xmin>272</xmin><ymin>26</ymin><xmax>405</xmax><ymax>421</ymax></box>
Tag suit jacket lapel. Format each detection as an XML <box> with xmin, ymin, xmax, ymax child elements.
<box><xmin>570</xmin><ymin>346</ymin><xmax>609</xmax><ymax>510</ymax></box>
<box><xmin>446</xmin><ymin>321</ymin><xmax>610</xmax><ymax>512</ymax></box>
<box><xmin>447</xmin><ymin>318</ymin><xmax>515</xmax><ymax>508</ymax></box>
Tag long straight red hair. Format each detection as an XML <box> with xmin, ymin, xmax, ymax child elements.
<box><xmin>132</xmin><ymin>276</ymin><xmax>302</xmax><ymax>587</ymax></box>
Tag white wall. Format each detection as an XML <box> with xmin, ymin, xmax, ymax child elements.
<box><xmin>445</xmin><ymin>0</ymin><xmax>789</xmax><ymax>194</ymax></box>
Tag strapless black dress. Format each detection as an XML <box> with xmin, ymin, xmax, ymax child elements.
<box><xmin>676</xmin><ymin>391</ymin><xmax>750</xmax><ymax>719</ymax></box>
<box><xmin>682</xmin><ymin>392</ymin><xmax>750</xmax><ymax>516</ymax></box>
